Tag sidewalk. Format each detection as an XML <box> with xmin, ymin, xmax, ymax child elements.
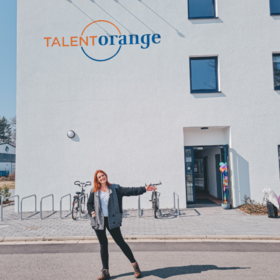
<box><xmin>1</xmin><ymin>203</ymin><xmax>280</xmax><ymax>241</ymax></box>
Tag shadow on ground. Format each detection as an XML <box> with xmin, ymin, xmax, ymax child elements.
<box><xmin>111</xmin><ymin>265</ymin><xmax>250</xmax><ymax>279</ymax></box>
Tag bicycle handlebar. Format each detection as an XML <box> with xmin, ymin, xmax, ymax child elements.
<box><xmin>74</xmin><ymin>181</ymin><xmax>92</xmax><ymax>188</ymax></box>
<box><xmin>145</xmin><ymin>181</ymin><xmax>162</xmax><ymax>187</ymax></box>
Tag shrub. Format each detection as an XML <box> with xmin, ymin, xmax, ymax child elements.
<box><xmin>0</xmin><ymin>185</ymin><xmax>11</xmax><ymax>202</ymax></box>
<box><xmin>238</xmin><ymin>195</ymin><xmax>268</xmax><ymax>215</ymax></box>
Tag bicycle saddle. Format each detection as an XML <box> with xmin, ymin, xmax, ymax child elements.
<box><xmin>75</xmin><ymin>191</ymin><xmax>81</xmax><ymax>195</ymax></box>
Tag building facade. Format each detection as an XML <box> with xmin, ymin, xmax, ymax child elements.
<box><xmin>17</xmin><ymin>0</ymin><xmax>280</xmax><ymax>211</ymax></box>
<box><xmin>0</xmin><ymin>143</ymin><xmax>16</xmax><ymax>176</ymax></box>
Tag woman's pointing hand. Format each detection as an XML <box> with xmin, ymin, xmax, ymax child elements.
<box><xmin>145</xmin><ymin>183</ymin><xmax>157</xmax><ymax>192</ymax></box>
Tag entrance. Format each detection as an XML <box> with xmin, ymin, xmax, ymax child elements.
<box><xmin>184</xmin><ymin>145</ymin><xmax>229</xmax><ymax>205</ymax></box>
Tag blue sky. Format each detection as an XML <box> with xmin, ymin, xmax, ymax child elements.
<box><xmin>0</xmin><ymin>0</ymin><xmax>17</xmax><ymax>120</ymax></box>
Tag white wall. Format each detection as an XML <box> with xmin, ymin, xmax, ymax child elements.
<box><xmin>17</xmin><ymin>0</ymin><xmax>280</xmax><ymax>210</ymax></box>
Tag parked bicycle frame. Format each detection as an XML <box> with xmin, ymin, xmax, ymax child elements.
<box><xmin>72</xmin><ymin>181</ymin><xmax>91</xmax><ymax>220</ymax></box>
<box><xmin>147</xmin><ymin>181</ymin><xmax>162</xmax><ymax>218</ymax></box>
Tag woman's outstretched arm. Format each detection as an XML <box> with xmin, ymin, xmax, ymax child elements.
<box><xmin>117</xmin><ymin>184</ymin><xmax>157</xmax><ymax>197</ymax></box>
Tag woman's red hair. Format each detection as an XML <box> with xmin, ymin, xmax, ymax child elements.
<box><xmin>93</xmin><ymin>170</ymin><xmax>111</xmax><ymax>192</ymax></box>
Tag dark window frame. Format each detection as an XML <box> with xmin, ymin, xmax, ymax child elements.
<box><xmin>270</xmin><ymin>0</ymin><xmax>280</xmax><ymax>15</ymax></box>
<box><xmin>273</xmin><ymin>53</ymin><xmax>280</xmax><ymax>90</ymax></box>
<box><xmin>188</xmin><ymin>0</ymin><xmax>217</xmax><ymax>19</ymax></box>
<box><xmin>189</xmin><ymin>56</ymin><xmax>219</xmax><ymax>94</ymax></box>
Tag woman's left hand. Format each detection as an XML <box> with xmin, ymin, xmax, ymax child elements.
<box><xmin>145</xmin><ymin>183</ymin><xmax>157</xmax><ymax>192</ymax></box>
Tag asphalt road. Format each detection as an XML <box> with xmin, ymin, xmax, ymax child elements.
<box><xmin>1</xmin><ymin>242</ymin><xmax>279</xmax><ymax>280</ymax></box>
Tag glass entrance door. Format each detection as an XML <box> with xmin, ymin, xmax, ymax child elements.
<box><xmin>184</xmin><ymin>147</ymin><xmax>195</xmax><ymax>204</ymax></box>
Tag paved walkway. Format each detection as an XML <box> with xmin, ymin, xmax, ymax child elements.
<box><xmin>0</xmin><ymin>203</ymin><xmax>280</xmax><ymax>238</ymax></box>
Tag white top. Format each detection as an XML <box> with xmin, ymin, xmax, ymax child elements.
<box><xmin>99</xmin><ymin>190</ymin><xmax>109</xmax><ymax>217</ymax></box>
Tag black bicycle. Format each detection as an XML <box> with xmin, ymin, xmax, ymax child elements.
<box><xmin>72</xmin><ymin>181</ymin><xmax>91</xmax><ymax>220</ymax></box>
<box><xmin>148</xmin><ymin>182</ymin><xmax>162</xmax><ymax>218</ymax></box>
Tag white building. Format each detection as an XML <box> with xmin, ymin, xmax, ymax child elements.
<box><xmin>0</xmin><ymin>143</ymin><xmax>16</xmax><ymax>176</ymax></box>
<box><xmin>17</xmin><ymin>0</ymin><xmax>280</xmax><ymax>211</ymax></box>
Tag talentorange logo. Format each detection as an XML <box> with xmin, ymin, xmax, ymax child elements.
<box><xmin>44</xmin><ymin>20</ymin><xmax>161</xmax><ymax>62</ymax></box>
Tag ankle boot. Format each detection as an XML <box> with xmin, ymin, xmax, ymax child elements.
<box><xmin>97</xmin><ymin>269</ymin><xmax>110</xmax><ymax>280</ymax></box>
<box><xmin>132</xmin><ymin>262</ymin><xmax>142</xmax><ymax>278</ymax></box>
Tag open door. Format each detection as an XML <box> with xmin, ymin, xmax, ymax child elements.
<box><xmin>184</xmin><ymin>147</ymin><xmax>196</xmax><ymax>204</ymax></box>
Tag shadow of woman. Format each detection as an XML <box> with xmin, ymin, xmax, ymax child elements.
<box><xmin>110</xmin><ymin>264</ymin><xmax>250</xmax><ymax>279</ymax></box>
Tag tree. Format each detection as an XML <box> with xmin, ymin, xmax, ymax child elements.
<box><xmin>0</xmin><ymin>117</ymin><xmax>13</xmax><ymax>144</ymax></box>
<box><xmin>9</xmin><ymin>117</ymin><xmax>16</xmax><ymax>145</ymax></box>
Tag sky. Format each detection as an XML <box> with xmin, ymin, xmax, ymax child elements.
<box><xmin>0</xmin><ymin>0</ymin><xmax>17</xmax><ymax>120</ymax></box>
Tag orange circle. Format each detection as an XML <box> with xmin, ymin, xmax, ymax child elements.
<box><xmin>81</xmin><ymin>20</ymin><xmax>121</xmax><ymax>36</ymax></box>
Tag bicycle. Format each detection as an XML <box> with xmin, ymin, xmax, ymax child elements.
<box><xmin>148</xmin><ymin>182</ymin><xmax>162</xmax><ymax>218</ymax></box>
<box><xmin>72</xmin><ymin>181</ymin><xmax>91</xmax><ymax>220</ymax></box>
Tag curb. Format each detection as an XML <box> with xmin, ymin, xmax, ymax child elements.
<box><xmin>1</xmin><ymin>235</ymin><xmax>280</xmax><ymax>242</ymax></box>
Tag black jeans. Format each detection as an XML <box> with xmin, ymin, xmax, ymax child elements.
<box><xmin>94</xmin><ymin>217</ymin><xmax>136</xmax><ymax>269</ymax></box>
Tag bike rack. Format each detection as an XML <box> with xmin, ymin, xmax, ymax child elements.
<box><xmin>79</xmin><ymin>194</ymin><xmax>86</xmax><ymax>219</ymax></box>
<box><xmin>173</xmin><ymin>192</ymin><xmax>180</xmax><ymax>218</ymax></box>
<box><xmin>20</xmin><ymin>194</ymin><xmax>37</xmax><ymax>220</ymax></box>
<box><xmin>1</xmin><ymin>195</ymin><xmax>19</xmax><ymax>221</ymax></box>
<box><xmin>137</xmin><ymin>196</ymin><xmax>141</xmax><ymax>218</ymax></box>
<box><xmin>40</xmin><ymin>194</ymin><xmax>54</xmax><ymax>220</ymax></box>
<box><xmin>60</xmin><ymin>193</ymin><xmax>71</xmax><ymax>219</ymax></box>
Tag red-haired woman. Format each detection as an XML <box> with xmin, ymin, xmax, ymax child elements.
<box><xmin>87</xmin><ymin>170</ymin><xmax>157</xmax><ymax>280</ymax></box>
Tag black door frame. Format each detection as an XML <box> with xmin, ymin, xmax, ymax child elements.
<box><xmin>184</xmin><ymin>145</ymin><xmax>230</xmax><ymax>205</ymax></box>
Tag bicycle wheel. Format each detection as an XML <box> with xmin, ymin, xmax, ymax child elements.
<box><xmin>153</xmin><ymin>193</ymin><xmax>157</xmax><ymax>219</ymax></box>
<box><xmin>81</xmin><ymin>196</ymin><xmax>86</xmax><ymax>214</ymax></box>
<box><xmin>72</xmin><ymin>197</ymin><xmax>79</xmax><ymax>220</ymax></box>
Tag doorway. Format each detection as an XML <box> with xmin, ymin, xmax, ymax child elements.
<box><xmin>184</xmin><ymin>145</ymin><xmax>229</xmax><ymax>205</ymax></box>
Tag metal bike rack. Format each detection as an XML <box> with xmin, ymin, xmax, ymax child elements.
<box><xmin>60</xmin><ymin>193</ymin><xmax>71</xmax><ymax>219</ymax></box>
<box><xmin>173</xmin><ymin>192</ymin><xmax>180</xmax><ymax>218</ymax></box>
<box><xmin>1</xmin><ymin>195</ymin><xmax>19</xmax><ymax>221</ymax></box>
<box><xmin>20</xmin><ymin>194</ymin><xmax>37</xmax><ymax>220</ymax></box>
<box><xmin>137</xmin><ymin>196</ymin><xmax>141</xmax><ymax>218</ymax></box>
<box><xmin>79</xmin><ymin>194</ymin><xmax>85</xmax><ymax>219</ymax></box>
<box><xmin>40</xmin><ymin>194</ymin><xmax>54</xmax><ymax>220</ymax></box>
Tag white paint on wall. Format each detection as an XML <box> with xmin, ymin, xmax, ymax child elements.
<box><xmin>16</xmin><ymin>0</ymin><xmax>280</xmax><ymax>211</ymax></box>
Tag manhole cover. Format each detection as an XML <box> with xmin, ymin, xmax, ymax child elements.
<box><xmin>26</xmin><ymin>227</ymin><xmax>39</xmax><ymax>230</ymax></box>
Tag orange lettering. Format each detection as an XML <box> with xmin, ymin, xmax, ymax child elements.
<box><xmin>51</xmin><ymin>37</ymin><xmax>61</xmax><ymax>47</ymax></box>
<box><xmin>62</xmin><ymin>37</ymin><xmax>69</xmax><ymax>47</ymax></box>
<box><xmin>44</xmin><ymin>37</ymin><xmax>52</xmax><ymax>47</ymax></box>
<box><xmin>71</xmin><ymin>36</ymin><xmax>78</xmax><ymax>46</ymax></box>
<box><xmin>90</xmin><ymin>36</ymin><xmax>97</xmax><ymax>46</ymax></box>
<box><xmin>79</xmin><ymin>36</ymin><xmax>88</xmax><ymax>46</ymax></box>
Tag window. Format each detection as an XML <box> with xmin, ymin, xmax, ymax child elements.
<box><xmin>189</xmin><ymin>57</ymin><xmax>219</xmax><ymax>93</ymax></box>
<box><xmin>270</xmin><ymin>0</ymin><xmax>280</xmax><ymax>15</ymax></box>
<box><xmin>188</xmin><ymin>0</ymin><xmax>216</xmax><ymax>19</ymax></box>
<box><xmin>273</xmin><ymin>54</ymin><xmax>280</xmax><ymax>90</ymax></box>
<box><xmin>0</xmin><ymin>153</ymin><xmax>16</xmax><ymax>163</ymax></box>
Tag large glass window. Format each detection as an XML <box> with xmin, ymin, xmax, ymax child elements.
<box><xmin>273</xmin><ymin>54</ymin><xmax>280</xmax><ymax>90</ymax></box>
<box><xmin>0</xmin><ymin>153</ymin><xmax>16</xmax><ymax>163</ymax></box>
<box><xmin>189</xmin><ymin>57</ymin><xmax>219</xmax><ymax>93</ymax></box>
<box><xmin>270</xmin><ymin>0</ymin><xmax>280</xmax><ymax>15</ymax></box>
<box><xmin>188</xmin><ymin>0</ymin><xmax>216</xmax><ymax>19</ymax></box>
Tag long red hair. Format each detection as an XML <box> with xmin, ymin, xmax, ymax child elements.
<box><xmin>93</xmin><ymin>170</ymin><xmax>111</xmax><ymax>192</ymax></box>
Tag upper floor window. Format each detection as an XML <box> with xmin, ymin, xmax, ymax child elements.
<box><xmin>270</xmin><ymin>0</ymin><xmax>280</xmax><ymax>15</ymax></box>
<box><xmin>188</xmin><ymin>0</ymin><xmax>216</xmax><ymax>19</ymax></box>
<box><xmin>189</xmin><ymin>57</ymin><xmax>219</xmax><ymax>93</ymax></box>
<box><xmin>273</xmin><ymin>54</ymin><xmax>280</xmax><ymax>90</ymax></box>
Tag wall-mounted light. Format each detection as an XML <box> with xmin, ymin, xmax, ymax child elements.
<box><xmin>201</xmin><ymin>127</ymin><xmax>209</xmax><ymax>130</ymax></box>
<box><xmin>67</xmin><ymin>130</ymin><xmax>75</xmax><ymax>138</ymax></box>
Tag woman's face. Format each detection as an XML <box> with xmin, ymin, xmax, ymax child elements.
<box><xmin>97</xmin><ymin>172</ymin><xmax>107</xmax><ymax>184</ymax></box>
